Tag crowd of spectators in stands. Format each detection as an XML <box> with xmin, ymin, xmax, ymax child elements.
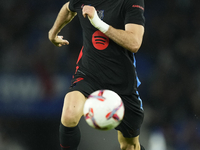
<box><xmin>0</xmin><ymin>0</ymin><xmax>199</xmax><ymax>150</ymax></box>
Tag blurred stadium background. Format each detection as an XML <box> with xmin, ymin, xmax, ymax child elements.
<box><xmin>0</xmin><ymin>0</ymin><xmax>200</xmax><ymax>150</ymax></box>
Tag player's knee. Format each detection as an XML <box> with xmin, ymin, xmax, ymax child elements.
<box><xmin>61</xmin><ymin>95</ymin><xmax>82</xmax><ymax>127</ymax></box>
<box><xmin>61</xmin><ymin>110</ymin><xmax>80</xmax><ymax>127</ymax></box>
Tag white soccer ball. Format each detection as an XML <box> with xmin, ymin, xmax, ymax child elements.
<box><xmin>83</xmin><ymin>89</ymin><xmax>125</xmax><ymax>130</ymax></box>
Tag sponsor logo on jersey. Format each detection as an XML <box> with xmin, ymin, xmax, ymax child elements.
<box><xmin>92</xmin><ymin>31</ymin><xmax>109</xmax><ymax>50</ymax></box>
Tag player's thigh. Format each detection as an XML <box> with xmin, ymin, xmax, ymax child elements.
<box><xmin>61</xmin><ymin>91</ymin><xmax>87</xmax><ymax>126</ymax></box>
<box><xmin>118</xmin><ymin>131</ymin><xmax>140</xmax><ymax>150</ymax></box>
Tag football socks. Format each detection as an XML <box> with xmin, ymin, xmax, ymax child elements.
<box><xmin>59</xmin><ymin>123</ymin><xmax>81</xmax><ymax>150</ymax></box>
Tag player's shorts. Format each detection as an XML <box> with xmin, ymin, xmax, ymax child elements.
<box><xmin>67</xmin><ymin>69</ymin><xmax>144</xmax><ymax>138</ymax></box>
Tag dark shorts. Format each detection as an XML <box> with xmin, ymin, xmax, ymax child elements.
<box><xmin>68</xmin><ymin>70</ymin><xmax>144</xmax><ymax>138</ymax></box>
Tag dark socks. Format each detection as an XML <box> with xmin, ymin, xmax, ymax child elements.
<box><xmin>59</xmin><ymin>123</ymin><xmax>81</xmax><ymax>150</ymax></box>
<box><xmin>59</xmin><ymin>122</ymin><xmax>144</xmax><ymax>150</ymax></box>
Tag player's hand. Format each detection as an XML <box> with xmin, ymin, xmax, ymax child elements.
<box><xmin>48</xmin><ymin>30</ymin><xmax>69</xmax><ymax>47</ymax></box>
<box><xmin>82</xmin><ymin>5</ymin><xmax>95</xmax><ymax>19</ymax></box>
<box><xmin>82</xmin><ymin>5</ymin><xmax>109</xmax><ymax>33</ymax></box>
<box><xmin>50</xmin><ymin>35</ymin><xmax>69</xmax><ymax>47</ymax></box>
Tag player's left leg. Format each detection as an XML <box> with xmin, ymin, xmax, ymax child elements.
<box><xmin>116</xmin><ymin>93</ymin><xmax>145</xmax><ymax>150</ymax></box>
<box><xmin>118</xmin><ymin>131</ymin><xmax>144</xmax><ymax>150</ymax></box>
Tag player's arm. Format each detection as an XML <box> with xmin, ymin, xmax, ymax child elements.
<box><xmin>48</xmin><ymin>2</ymin><xmax>77</xmax><ymax>47</ymax></box>
<box><xmin>105</xmin><ymin>24</ymin><xmax>144</xmax><ymax>53</ymax></box>
<box><xmin>82</xmin><ymin>6</ymin><xmax>144</xmax><ymax>53</ymax></box>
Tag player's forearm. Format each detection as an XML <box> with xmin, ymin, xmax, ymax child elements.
<box><xmin>49</xmin><ymin>2</ymin><xmax>76</xmax><ymax>40</ymax></box>
<box><xmin>105</xmin><ymin>26</ymin><xmax>143</xmax><ymax>53</ymax></box>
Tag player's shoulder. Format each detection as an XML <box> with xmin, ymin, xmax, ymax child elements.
<box><xmin>68</xmin><ymin>0</ymin><xmax>82</xmax><ymax>11</ymax></box>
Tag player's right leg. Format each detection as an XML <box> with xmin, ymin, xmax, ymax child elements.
<box><xmin>59</xmin><ymin>91</ymin><xmax>87</xmax><ymax>150</ymax></box>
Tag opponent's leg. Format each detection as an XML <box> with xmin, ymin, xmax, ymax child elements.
<box><xmin>59</xmin><ymin>91</ymin><xmax>87</xmax><ymax>150</ymax></box>
<box><xmin>118</xmin><ymin>131</ymin><xmax>143</xmax><ymax>150</ymax></box>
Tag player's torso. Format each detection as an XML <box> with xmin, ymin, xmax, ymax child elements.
<box><xmin>70</xmin><ymin>0</ymin><xmax>137</xmax><ymax>94</ymax></box>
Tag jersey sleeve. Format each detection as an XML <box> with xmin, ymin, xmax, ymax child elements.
<box><xmin>68</xmin><ymin>0</ymin><xmax>76</xmax><ymax>12</ymax></box>
<box><xmin>124</xmin><ymin>0</ymin><xmax>145</xmax><ymax>26</ymax></box>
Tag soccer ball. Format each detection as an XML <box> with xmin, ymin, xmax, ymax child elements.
<box><xmin>83</xmin><ymin>89</ymin><xmax>125</xmax><ymax>130</ymax></box>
